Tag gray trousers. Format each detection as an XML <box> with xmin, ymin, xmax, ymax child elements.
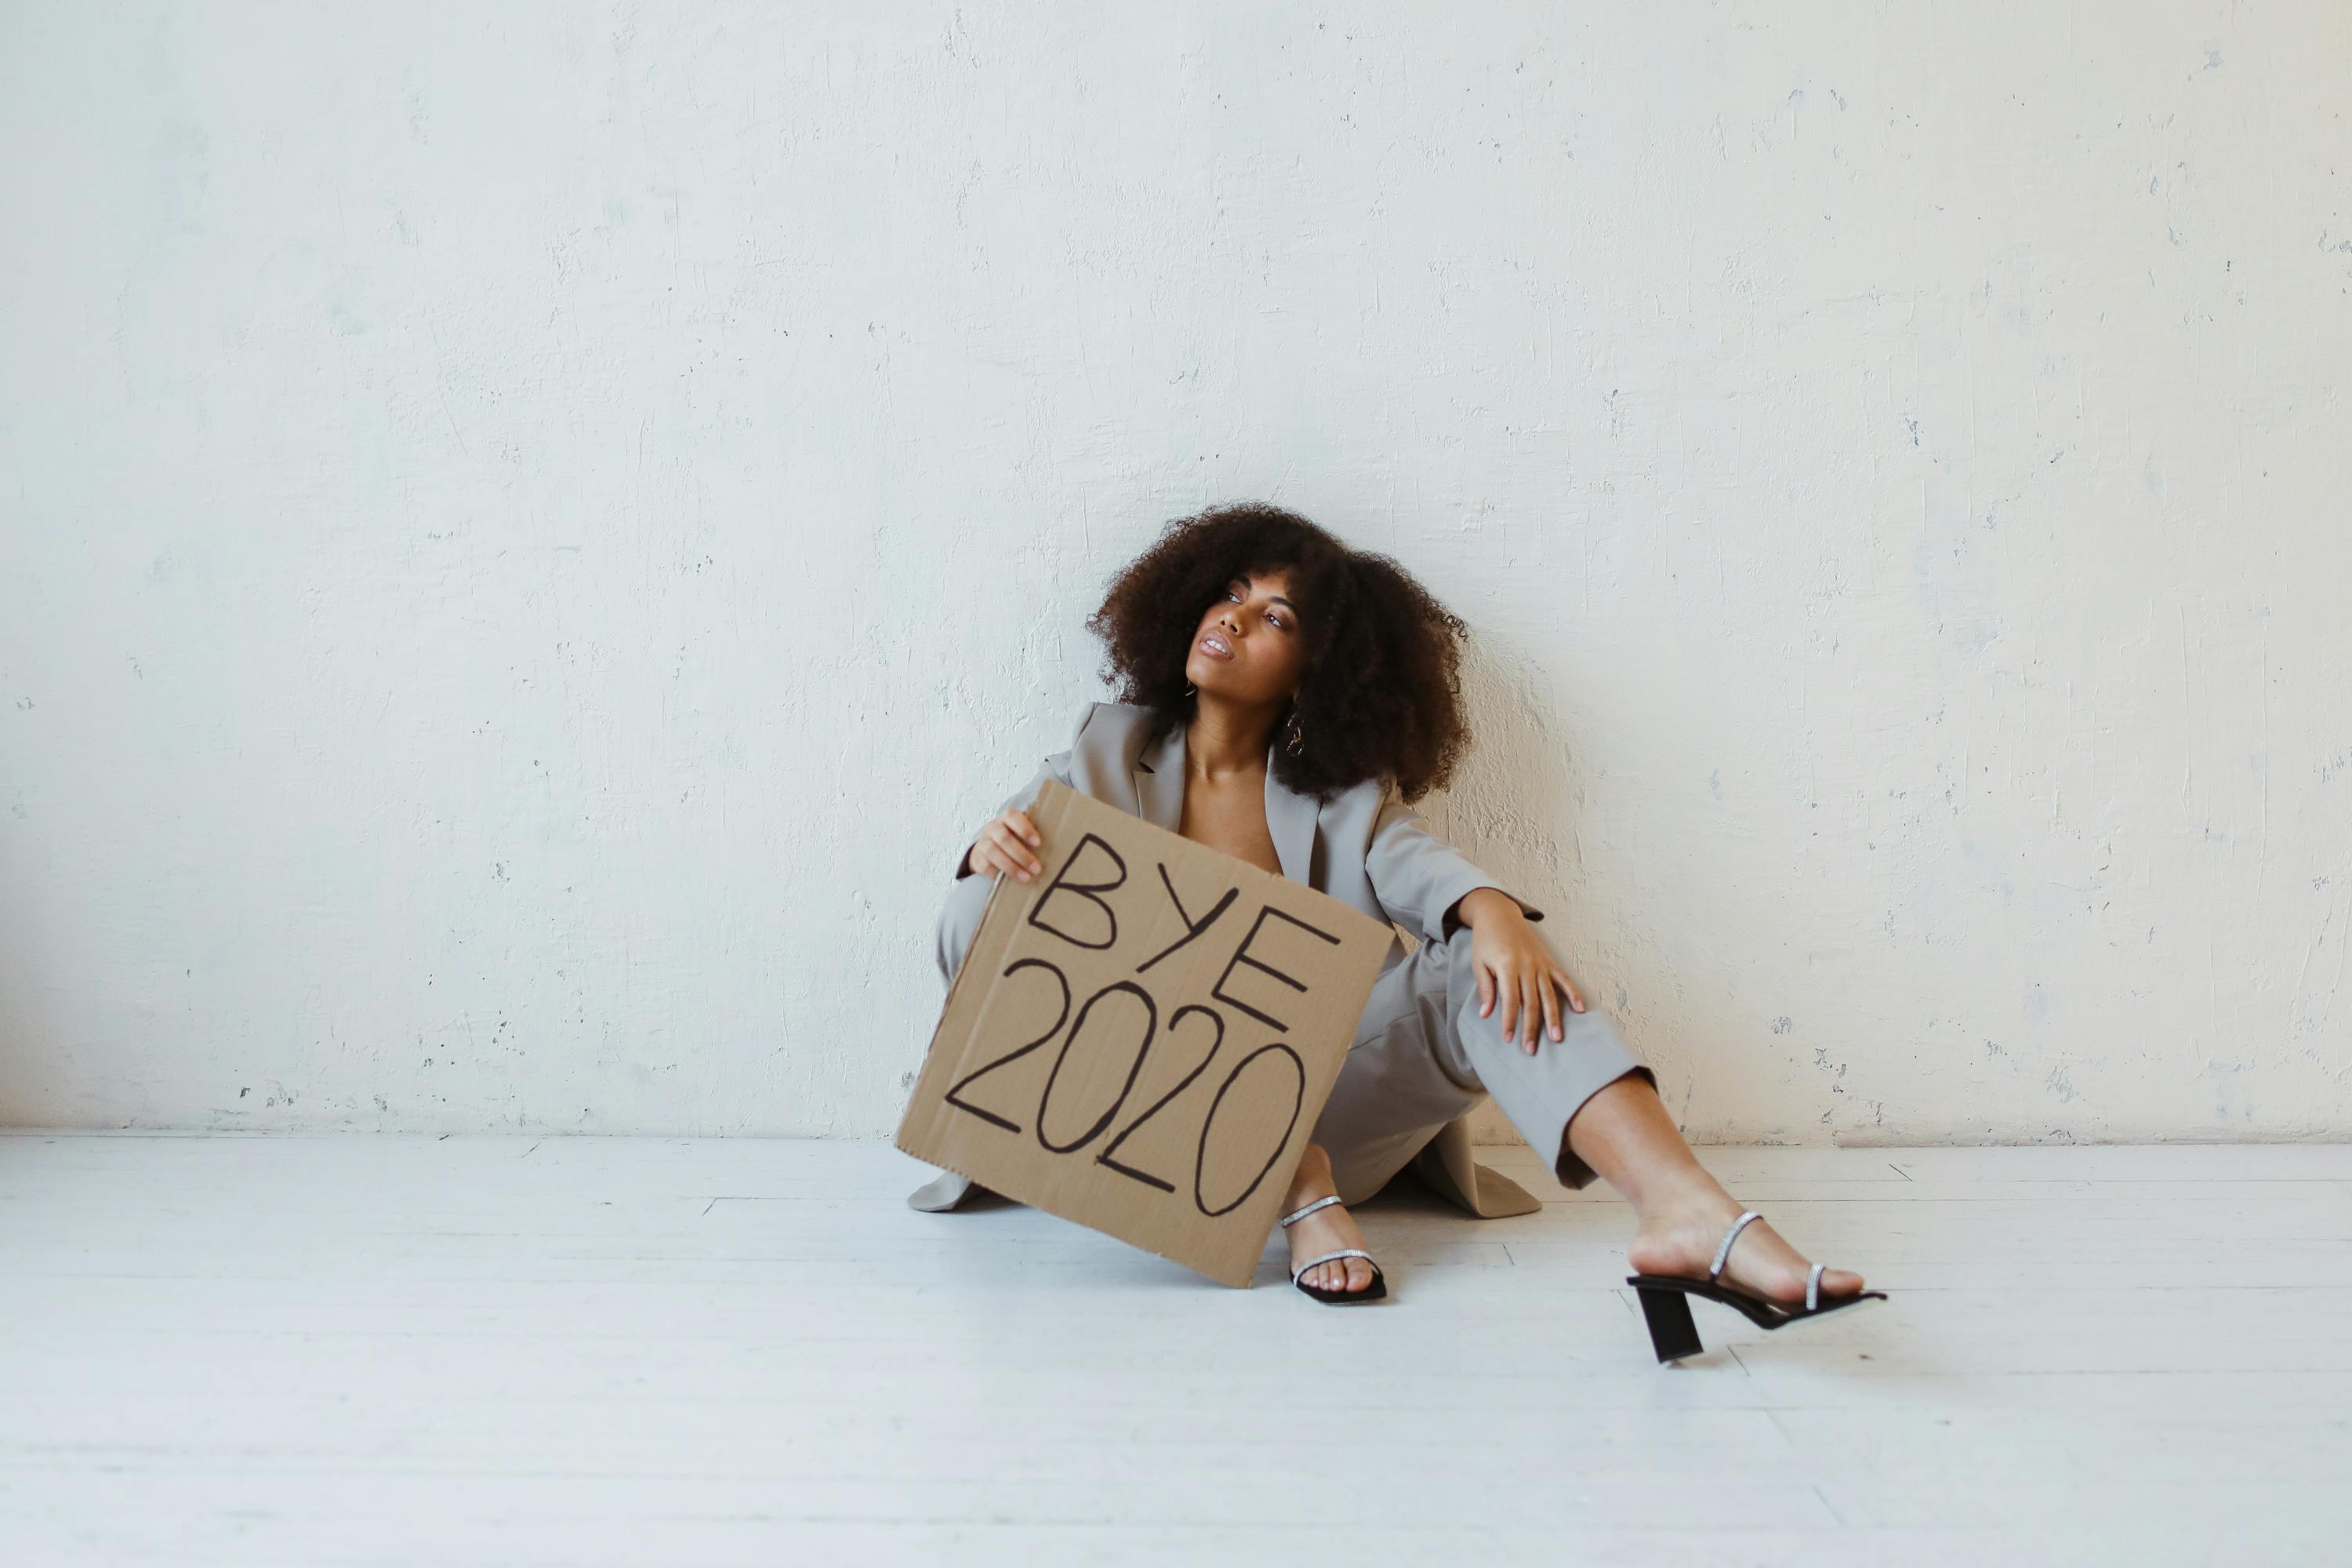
<box><xmin>910</xmin><ymin>869</ymin><xmax>1656</xmax><ymax>1213</ymax></box>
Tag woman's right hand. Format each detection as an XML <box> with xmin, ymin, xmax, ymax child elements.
<box><xmin>966</xmin><ymin>808</ymin><xmax>1044</xmax><ymax>882</ymax></box>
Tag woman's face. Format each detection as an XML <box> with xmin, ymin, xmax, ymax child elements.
<box><xmin>1185</xmin><ymin>568</ymin><xmax>1308</xmax><ymax>708</ymax></box>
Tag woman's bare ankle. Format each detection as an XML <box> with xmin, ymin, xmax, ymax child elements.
<box><xmin>1282</xmin><ymin>1142</ymin><xmax>1338</xmax><ymax>1211</ymax></box>
<box><xmin>1607</xmin><ymin>1156</ymin><xmax>1729</xmax><ymax>1227</ymax></box>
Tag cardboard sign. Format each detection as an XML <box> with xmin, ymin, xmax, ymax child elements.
<box><xmin>898</xmin><ymin>776</ymin><xmax>1394</xmax><ymax>1287</ymax></box>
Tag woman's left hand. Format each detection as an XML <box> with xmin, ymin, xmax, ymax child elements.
<box><xmin>1460</xmin><ymin>890</ymin><xmax>1585</xmax><ymax>1052</ymax></box>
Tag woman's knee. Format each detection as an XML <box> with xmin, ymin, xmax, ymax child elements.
<box><xmin>933</xmin><ymin>873</ymin><xmax>995</xmax><ymax>985</ymax></box>
<box><xmin>935</xmin><ymin>918</ymin><xmax>975</xmax><ymax>987</ymax></box>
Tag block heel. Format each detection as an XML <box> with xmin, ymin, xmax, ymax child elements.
<box><xmin>1626</xmin><ymin>1209</ymin><xmax>1887</xmax><ymax>1363</ymax></box>
<box><xmin>1633</xmin><ymin>1283</ymin><xmax>1704</xmax><ymax>1363</ymax></box>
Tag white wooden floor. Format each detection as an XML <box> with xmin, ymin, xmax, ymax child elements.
<box><xmin>2</xmin><ymin>1134</ymin><xmax>2347</xmax><ymax>1566</ymax></box>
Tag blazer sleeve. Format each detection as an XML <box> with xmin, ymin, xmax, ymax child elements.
<box><xmin>1362</xmin><ymin>780</ymin><xmax>1546</xmax><ymax>943</ymax></box>
<box><xmin>953</xmin><ymin>703</ymin><xmax>1095</xmax><ymax>880</ymax></box>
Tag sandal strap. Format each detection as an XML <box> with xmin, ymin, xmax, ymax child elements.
<box><xmin>1290</xmin><ymin>1247</ymin><xmax>1374</xmax><ymax>1283</ymax></box>
<box><xmin>1710</xmin><ymin>1210</ymin><xmax>1764</xmax><ymax>1282</ymax></box>
<box><xmin>1279</xmin><ymin>1193</ymin><xmax>1344</xmax><ymax>1229</ymax></box>
<box><xmin>1806</xmin><ymin>1261</ymin><xmax>1825</xmax><ymax>1313</ymax></box>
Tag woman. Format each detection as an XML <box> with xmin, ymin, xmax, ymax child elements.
<box><xmin>912</xmin><ymin>502</ymin><xmax>1881</xmax><ymax>1358</ymax></box>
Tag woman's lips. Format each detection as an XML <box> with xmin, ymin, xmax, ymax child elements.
<box><xmin>1199</xmin><ymin>633</ymin><xmax>1235</xmax><ymax>661</ymax></box>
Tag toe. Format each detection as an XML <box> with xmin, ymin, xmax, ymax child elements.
<box><xmin>1824</xmin><ymin>1266</ymin><xmax>1866</xmax><ymax>1295</ymax></box>
<box><xmin>1348</xmin><ymin>1258</ymin><xmax>1372</xmax><ymax>1293</ymax></box>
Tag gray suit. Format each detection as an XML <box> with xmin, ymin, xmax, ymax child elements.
<box><xmin>909</xmin><ymin>701</ymin><xmax>1655</xmax><ymax>1220</ymax></box>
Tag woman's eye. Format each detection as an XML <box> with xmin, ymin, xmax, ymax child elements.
<box><xmin>1227</xmin><ymin>586</ymin><xmax>1287</xmax><ymax>629</ymax></box>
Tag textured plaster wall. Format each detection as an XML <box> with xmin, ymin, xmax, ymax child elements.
<box><xmin>2</xmin><ymin>2</ymin><xmax>2347</xmax><ymax>1145</ymax></box>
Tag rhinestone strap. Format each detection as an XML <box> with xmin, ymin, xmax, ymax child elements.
<box><xmin>1279</xmin><ymin>1193</ymin><xmax>1344</xmax><ymax>1229</ymax></box>
<box><xmin>1710</xmin><ymin>1210</ymin><xmax>1764</xmax><ymax>1282</ymax></box>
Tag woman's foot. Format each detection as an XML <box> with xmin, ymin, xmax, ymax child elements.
<box><xmin>1626</xmin><ymin>1185</ymin><xmax>1867</xmax><ymax>1306</ymax></box>
<box><xmin>1279</xmin><ymin>1144</ymin><xmax>1378</xmax><ymax>1296</ymax></box>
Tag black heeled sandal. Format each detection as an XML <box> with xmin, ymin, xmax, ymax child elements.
<box><xmin>1626</xmin><ymin>1209</ymin><xmax>1886</xmax><ymax>1362</ymax></box>
<box><xmin>1278</xmin><ymin>1194</ymin><xmax>1388</xmax><ymax>1305</ymax></box>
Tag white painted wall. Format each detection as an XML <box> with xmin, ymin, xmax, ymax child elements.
<box><xmin>2</xmin><ymin>2</ymin><xmax>2346</xmax><ymax>1145</ymax></box>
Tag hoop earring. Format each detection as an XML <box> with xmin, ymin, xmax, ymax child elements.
<box><xmin>1182</xmin><ymin>682</ymin><xmax>1196</xmax><ymax>696</ymax></box>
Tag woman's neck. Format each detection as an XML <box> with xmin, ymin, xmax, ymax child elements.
<box><xmin>1185</xmin><ymin>695</ymin><xmax>1281</xmax><ymax>782</ymax></box>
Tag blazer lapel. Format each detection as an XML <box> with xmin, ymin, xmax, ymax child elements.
<box><xmin>1131</xmin><ymin>714</ymin><xmax>1318</xmax><ymax>886</ymax></box>
<box><xmin>1263</xmin><ymin>754</ymin><xmax>1319</xmax><ymax>886</ymax></box>
<box><xmin>1131</xmin><ymin>718</ymin><xmax>1186</xmax><ymax>833</ymax></box>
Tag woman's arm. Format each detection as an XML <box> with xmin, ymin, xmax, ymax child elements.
<box><xmin>953</xmin><ymin>705</ymin><xmax>1096</xmax><ymax>880</ymax></box>
<box><xmin>1365</xmin><ymin>784</ymin><xmax>1585</xmax><ymax>1043</ymax></box>
<box><xmin>1361</xmin><ymin>782</ymin><xmax>1545</xmax><ymax>942</ymax></box>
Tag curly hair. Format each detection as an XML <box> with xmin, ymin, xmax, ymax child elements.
<box><xmin>1082</xmin><ymin>500</ymin><xmax>1474</xmax><ymax>804</ymax></box>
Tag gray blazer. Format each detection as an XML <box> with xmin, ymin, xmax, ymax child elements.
<box><xmin>956</xmin><ymin>699</ymin><xmax>1547</xmax><ymax>977</ymax></box>
<box><xmin>942</xmin><ymin>700</ymin><xmax>1552</xmax><ymax>1221</ymax></box>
